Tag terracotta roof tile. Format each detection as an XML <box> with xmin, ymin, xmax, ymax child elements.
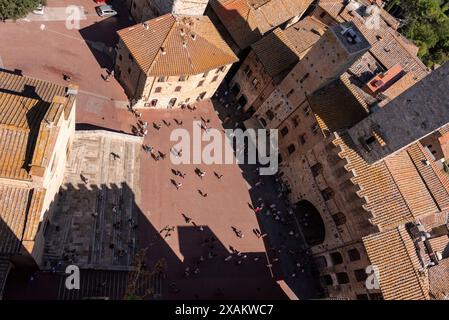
<box><xmin>316</xmin><ymin>0</ymin><xmax>428</xmax><ymax>79</ymax></box>
<box><xmin>283</xmin><ymin>16</ymin><xmax>327</xmax><ymax>56</ymax></box>
<box><xmin>429</xmin><ymin>258</ymin><xmax>449</xmax><ymax>299</ymax></box>
<box><xmin>251</xmin><ymin>17</ymin><xmax>326</xmax><ymax>81</ymax></box>
<box><xmin>210</xmin><ymin>0</ymin><xmax>314</xmax><ymax>49</ymax></box>
<box><xmin>0</xmin><ymin>184</ymin><xmax>45</xmax><ymax>255</ymax></box>
<box><xmin>0</xmin><ymin>71</ymin><xmax>74</xmax><ymax>181</ymax></box>
<box><xmin>310</xmin><ymin>74</ymin><xmax>369</xmax><ymax>133</ymax></box>
<box><xmin>117</xmin><ymin>14</ymin><xmax>238</xmax><ymax>76</ymax></box>
<box><xmin>363</xmin><ymin>225</ymin><xmax>430</xmax><ymax>300</ymax></box>
<box><xmin>333</xmin><ymin>132</ymin><xmax>445</xmax><ymax>230</ymax></box>
<box><xmin>251</xmin><ymin>28</ymin><xmax>299</xmax><ymax>79</ymax></box>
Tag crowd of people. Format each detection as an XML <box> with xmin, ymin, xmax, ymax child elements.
<box><xmin>124</xmin><ymin>90</ymin><xmax>313</xmax><ymax>297</ymax></box>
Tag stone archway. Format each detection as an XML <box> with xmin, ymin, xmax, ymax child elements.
<box><xmin>295</xmin><ymin>200</ymin><xmax>325</xmax><ymax>246</ymax></box>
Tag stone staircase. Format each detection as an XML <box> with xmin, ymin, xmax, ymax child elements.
<box><xmin>57</xmin><ymin>269</ymin><xmax>163</xmax><ymax>300</ymax></box>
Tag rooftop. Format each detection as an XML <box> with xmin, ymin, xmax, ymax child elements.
<box><xmin>333</xmin><ymin>132</ymin><xmax>449</xmax><ymax>231</ymax></box>
<box><xmin>348</xmin><ymin>62</ymin><xmax>449</xmax><ymax>165</ymax></box>
<box><xmin>251</xmin><ymin>16</ymin><xmax>327</xmax><ymax>82</ymax></box>
<box><xmin>315</xmin><ymin>0</ymin><xmax>429</xmax><ymax>80</ymax></box>
<box><xmin>309</xmin><ymin>73</ymin><xmax>370</xmax><ymax>133</ymax></box>
<box><xmin>0</xmin><ymin>70</ymin><xmax>76</xmax><ymax>181</ymax></box>
<box><xmin>0</xmin><ymin>185</ymin><xmax>46</xmax><ymax>256</ymax></box>
<box><xmin>117</xmin><ymin>14</ymin><xmax>238</xmax><ymax>76</ymax></box>
<box><xmin>362</xmin><ymin>225</ymin><xmax>430</xmax><ymax>300</ymax></box>
<box><xmin>331</xmin><ymin>21</ymin><xmax>372</xmax><ymax>55</ymax></box>
<box><xmin>210</xmin><ymin>0</ymin><xmax>313</xmax><ymax>49</ymax></box>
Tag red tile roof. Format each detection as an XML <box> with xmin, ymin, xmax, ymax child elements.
<box><xmin>118</xmin><ymin>14</ymin><xmax>238</xmax><ymax>76</ymax></box>
<box><xmin>210</xmin><ymin>0</ymin><xmax>314</xmax><ymax>49</ymax></box>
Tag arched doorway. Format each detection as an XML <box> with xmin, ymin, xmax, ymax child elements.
<box><xmin>295</xmin><ymin>200</ymin><xmax>325</xmax><ymax>246</ymax></box>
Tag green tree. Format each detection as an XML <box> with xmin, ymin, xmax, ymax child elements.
<box><xmin>0</xmin><ymin>0</ymin><xmax>46</xmax><ymax>21</ymax></box>
<box><xmin>386</xmin><ymin>0</ymin><xmax>449</xmax><ymax>68</ymax></box>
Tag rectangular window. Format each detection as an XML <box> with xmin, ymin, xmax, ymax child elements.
<box><xmin>155</xmin><ymin>87</ymin><xmax>162</xmax><ymax>93</ymax></box>
<box><xmin>354</xmin><ymin>269</ymin><xmax>367</xmax><ymax>282</ymax></box>
<box><xmin>203</xmin><ymin>71</ymin><xmax>209</xmax><ymax>78</ymax></box>
<box><xmin>212</xmin><ymin>75</ymin><xmax>218</xmax><ymax>82</ymax></box>
<box><xmin>287</xmin><ymin>144</ymin><xmax>296</xmax><ymax>154</ymax></box>
<box><xmin>292</xmin><ymin>116</ymin><xmax>299</xmax><ymax>127</ymax></box>
<box><xmin>158</xmin><ymin>76</ymin><xmax>166</xmax><ymax>82</ymax></box>
<box><xmin>280</xmin><ymin>126</ymin><xmax>289</xmax><ymax>137</ymax></box>
<box><xmin>197</xmin><ymin>80</ymin><xmax>204</xmax><ymax>87</ymax></box>
<box><xmin>252</xmin><ymin>78</ymin><xmax>259</xmax><ymax>87</ymax></box>
<box><xmin>321</xmin><ymin>187</ymin><xmax>334</xmax><ymax>201</ymax></box>
<box><xmin>179</xmin><ymin>75</ymin><xmax>188</xmax><ymax>81</ymax></box>
<box><xmin>310</xmin><ymin>163</ymin><xmax>323</xmax><ymax>177</ymax></box>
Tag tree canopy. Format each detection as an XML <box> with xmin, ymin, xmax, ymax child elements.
<box><xmin>386</xmin><ymin>0</ymin><xmax>449</xmax><ymax>68</ymax></box>
<box><xmin>0</xmin><ymin>0</ymin><xmax>45</xmax><ymax>21</ymax></box>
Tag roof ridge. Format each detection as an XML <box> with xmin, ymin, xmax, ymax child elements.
<box><xmin>190</xmin><ymin>17</ymin><xmax>239</xmax><ymax>63</ymax></box>
<box><xmin>146</xmin><ymin>15</ymin><xmax>179</xmax><ymax>75</ymax></box>
<box><xmin>397</xmin><ymin>225</ymin><xmax>429</xmax><ymax>299</ymax></box>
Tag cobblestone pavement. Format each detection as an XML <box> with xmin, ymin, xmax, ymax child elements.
<box><xmin>43</xmin><ymin>131</ymin><xmax>142</xmax><ymax>271</ymax></box>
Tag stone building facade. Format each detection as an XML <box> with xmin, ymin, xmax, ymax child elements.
<box><xmin>0</xmin><ymin>70</ymin><xmax>77</xmax><ymax>297</ymax></box>
<box><xmin>240</xmin><ymin>0</ymin><xmax>447</xmax><ymax>299</ymax></box>
<box><xmin>229</xmin><ymin>16</ymin><xmax>327</xmax><ymax>115</ymax></box>
<box><xmin>126</xmin><ymin>0</ymin><xmax>209</xmax><ymax>22</ymax></box>
<box><xmin>115</xmin><ymin>14</ymin><xmax>238</xmax><ymax>109</ymax></box>
<box><xmin>280</xmin><ymin>63</ymin><xmax>449</xmax><ymax>299</ymax></box>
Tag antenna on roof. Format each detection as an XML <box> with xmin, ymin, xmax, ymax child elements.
<box><xmin>160</xmin><ymin>47</ymin><xmax>167</xmax><ymax>55</ymax></box>
<box><xmin>143</xmin><ymin>22</ymin><xmax>149</xmax><ymax>30</ymax></box>
<box><xmin>191</xmin><ymin>33</ymin><xmax>197</xmax><ymax>40</ymax></box>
